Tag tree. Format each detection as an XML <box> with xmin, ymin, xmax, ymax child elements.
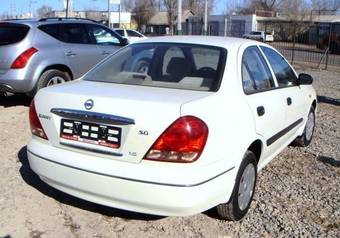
<box><xmin>36</xmin><ymin>5</ymin><xmax>53</xmax><ymax>18</ymax></box>
<box><xmin>163</xmin><ymin>0</ymin><xmax>177</xmax><ymax>34</ymax></box>
<box><xmin>132</xmin><ymin>0</ymin><xmax>157</xmax><ymax>29</ymax></box>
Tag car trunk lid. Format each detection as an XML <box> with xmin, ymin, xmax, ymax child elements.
<box><xmin>35</xmin><ymin>80</ymin><xmax>212</xmax><ymax>163</ymax></box>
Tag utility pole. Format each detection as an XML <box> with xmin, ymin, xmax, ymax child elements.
<box><xmin>177</xmin><ymin>0</ymin><xmax>182</xmax><ymax>35</ymax></box>
<box><xmin>108</xmin><ymin>0</ymin><xmax>111</xmax><ymax>28</ymax></box>
<box><xmin>65</xmin><ymin>0</ymin><xmax>69</xmax><ymax>18</ymax></box>
<box><xmin>203</xmin><ymin>0</ymin><xmax>208</xmax><ymax>35</ymax></box>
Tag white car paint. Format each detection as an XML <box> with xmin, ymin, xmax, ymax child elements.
<box><xmin>113</xmin><ymin>28</ymin><xmax>147</xmax><ymax>43</ymax></box>
<box><xmin>243</xmin><ymin>31</ymin><xmax>274</xmax><ymax>42</ymax></box>
<box><xmin>27</xmin><ymin>36</ymin><xmax>316</xmax><ymax>217</ymax></box>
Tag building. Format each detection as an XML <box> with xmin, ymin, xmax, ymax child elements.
<box><xmin>146</xmin><ymin>10</ymin><xmax>194</xmax><ymax>35</ymax></box>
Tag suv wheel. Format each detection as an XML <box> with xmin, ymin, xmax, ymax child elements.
<box><xmin>30</xmin><ymin>69</ymin><xmax>71</xmax><ymax>96</ymax></box>
<box><xmin>216</xmin><ymin>151</ymin><xmax>257</xmax><ymax>221</ymax></box>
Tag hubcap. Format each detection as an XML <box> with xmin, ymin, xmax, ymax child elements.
<box><xmin>305</xmin><ymin>112</ymin><xmax>315</xmax><ymax>141</ymax></box>
<box><xmin>238</xmin><ymin>163</ymin><xmax>256</xmax><ymax>211</ymax></box>
<box><xmin>47</xmin><ymin>76</ymin><xmax>66</xmax><ymax>86</ymax></box>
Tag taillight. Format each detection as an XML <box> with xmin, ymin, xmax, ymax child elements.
<box><xmin>29</xmin><ymin>100</ymin><xmax>48</xmax><ymax>140</ymax></box>
<box><xmin>11</xmin><ymin>47</ymin><xmax>38</xmax><ymax>69</ymax></box>
<box><xmin>144</xmin><ymin>116</ymin><xmax>208</xmax><ymax>163</ymax></box>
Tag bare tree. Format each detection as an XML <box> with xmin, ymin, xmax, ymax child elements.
<box><xmin>36</xmin><ymin>5</ymin><xmax>53</xmax><ymax>18</ymax></box>
<box><xmin>184</xmin><ymin>0</ymin><xmax>214</xmax><ymax>17</ymax></box>
<box><xmin>163</xmin><ymin>0</ymin><xmax>177</xmax><ymax>34</ymax></box>
<box><xmin>133</xmin><ymin>0</ymin><xmax>157</xmax><ymax>29</ymax></box>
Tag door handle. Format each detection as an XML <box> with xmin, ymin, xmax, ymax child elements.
<box><xmin>257</xmin><ymin>106</ymin><xmax>265</xmax><ymax>116</ymax></box>
<box><xmin>65</xmin><ymin>51</ymin><xmax>76</xmax><ymax>57</ymax></box>
<box><xmin>101</xmin><ymin>51</ymin><xmax>110</xmax><ymax>55</ymax></box>
<box><xmin>287</xmin><ymin>97</ymin><xmax>292</xmax><ymax>106</ymax></box>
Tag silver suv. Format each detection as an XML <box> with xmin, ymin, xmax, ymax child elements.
<box><xmin>0</xmin><ymin>18</ymin><xmax>128</xmax><ymax>96</ymax></box>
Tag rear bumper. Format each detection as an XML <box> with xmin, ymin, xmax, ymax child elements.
<box><xmin>27</xmin><ymin>140</ymin><xmax>236</xmax><ymax>216</ymax></box>
<box><xmin>0</xmin><ymin>69</ymin><xmax>35</xmax><ymax>93</ymax></box>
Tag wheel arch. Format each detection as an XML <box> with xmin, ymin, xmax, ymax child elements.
<box><xmin>40</xmin><ymin>64</ymin><xmax>73</xmax><ymax>80</ymax></box>
<box><xmin>247</xmin><ymin>139</ymin><xmax>263</xmax><ymax>165</ymax></box>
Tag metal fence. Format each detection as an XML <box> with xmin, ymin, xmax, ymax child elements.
<box><xmin>260</xmin><ymin>21</ymin><xmax>340</xmax><ymax>69</ymax></box>
<box><xmin>178</xmin><ymin>19</ymin><xmax>340</xmax><ymax>69</ymax></box>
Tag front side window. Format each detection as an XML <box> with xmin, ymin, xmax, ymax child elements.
<box><xmin>84</xmin><ymin>43</ymin><xmax>227</xmax><ymax>91</ymax></box>
<box><xmin>260</xmin><ymin>46</ymin><xmax>297</xmax><ymax>87</ymax></box>
<box><xmin>242</xmin><ymin>46</ymin><xmax>275</xmax><ymax>94</ymax></box>
<box><xmin>87</xmin><ymin>25</ymin><xmax>120</xmax><ymax>45</ymax></box>
<box><xmin>115</xmin><ymin>29</ymin><xmax>125</xmax><ymax>37</ymax></box>
<box><xmin>127</xmin><ymin>30</ymin><xmax>142</xmax><ymax>37</ymax></box>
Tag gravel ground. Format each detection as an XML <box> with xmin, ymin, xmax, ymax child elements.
<box><xmin>0</xmin><ymin>69</ymin><xmax>339</xmax><ymax>238</ymax></box>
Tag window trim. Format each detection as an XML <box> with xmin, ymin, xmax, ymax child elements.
<box><xmin>259</xmin><ymin>45</ymin><xmax>299</xmax><ymax>88</ymax></box>
<box><xmin>241</xmin><ymin>46</ymin><xmax>276</xmax><ymax>95</ymax></box>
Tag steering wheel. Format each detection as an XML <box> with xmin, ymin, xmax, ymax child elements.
<box><xmin>196</xmin><ymin>67</ymin><xmax>217</xmax><ymax>78</ymax></box>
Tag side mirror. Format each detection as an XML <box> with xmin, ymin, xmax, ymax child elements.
<box><xmin>120</xmin><ymin>38</ymin><xmax>129</xmax><ymax>46</ymax></box>
<box><xmin>298</xmin><ymin>73</ymin><xmax>313</xmax><ymax>85</ymax></box>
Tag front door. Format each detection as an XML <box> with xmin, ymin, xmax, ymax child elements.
<box><xmin>241</xmin><ymin>46</ymin><xmax>286</xmax><ymax>163</ymax></box>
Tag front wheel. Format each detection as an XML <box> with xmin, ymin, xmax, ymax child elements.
<box><xmin>216</xmin><ymin>151</ymin><xmax>257</xmax><ymax>220</ymax></box>
<box><xmin>293</xmin><ymin>107</ymin><xmax>315</xmax><ymax>147</ymax></box>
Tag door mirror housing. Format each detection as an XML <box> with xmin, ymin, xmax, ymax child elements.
<box><xmin>298</xmin><ymin>73</ymin><xmax>313</xmax><ymax>85</ymax></box>
<box><xmin>120</xmin><ymin>38</ymin><xmax>129</xmax><ymax>46</ymax></box>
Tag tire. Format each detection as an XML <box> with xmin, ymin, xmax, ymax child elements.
<box><xmin>30</xmin><ymin>69</ymin><xmax>71</xmax><ymax>96</ymax></box>
<box><xmin>216</xmin><ymin>151</ymin><xmax>257</xmax><ymax>221</ymax></box>
<box><xmin>292</xmin><ymin>107</ymin><xmax>315</xmax><ymax>147</ymax></box>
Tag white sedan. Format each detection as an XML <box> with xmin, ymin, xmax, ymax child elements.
<box><xmin>27</xmin><ymin>36</ymin><xmax>316</xmax><ymax>220</ymax></box>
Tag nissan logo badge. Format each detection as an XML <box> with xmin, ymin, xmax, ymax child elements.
<box><xmin>84</xmin><ymin>99</ymin><xmax>94</xmax><ymax>110</ymax></box>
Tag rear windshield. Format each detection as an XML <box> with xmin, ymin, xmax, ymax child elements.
<box><xmin>0</xmin><ymin>23</ymin><xmax>29</xmax><ymax>45</ymax></box>
<box><xmin>84</xmin><ymin>43</ymin><xmax>227</xmax><ymax>92</ymax></box>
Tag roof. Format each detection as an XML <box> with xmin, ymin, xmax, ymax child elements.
<box><xmin>135</xmin><ymin>35</ymin><xmax>254</xmax><ymax>49</ymax></box>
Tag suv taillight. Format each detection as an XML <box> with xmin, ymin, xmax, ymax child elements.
<box><xmin>11</xmin><ymin>47</ymin><xmax>38</xmax><ymax>69</ymax></box>
<box><xmin>144</xmin><ymin>116</ymin><xmax>208</xmax><ymax>163</ymax></box>
<box><xmin>29</xmin><ymin>100</ymin><xmax>48</xmax><ymax>140</ymax></box>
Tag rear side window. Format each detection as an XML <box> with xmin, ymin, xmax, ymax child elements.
<box><xmin>60</xmin><ymin>24</ymin><xmax>91</xmax><ymax>44</ymax></box>
<box><xmin>0</xmin><ymin>23</ymin><xmax>29</xmax><ymax>45</ymax></box>
<box><xmin>242</xmin><ymin>46</ymin><xmax>275</xmax><ymax>94</ymax></box>
<box><xmin>38</xmin><ymin>24</ymin><xmax>62</xmax><ymax>41</ymax></box>
<box><xmin>260</xmin><ymin>46</ymin><xmax>297</xmax><ymax>87</ymax></box>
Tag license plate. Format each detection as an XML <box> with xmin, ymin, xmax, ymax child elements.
<box><xmin>60</xmin><ymin>119</ymin><xmax>121</xmax><ymax>149</ymax></box>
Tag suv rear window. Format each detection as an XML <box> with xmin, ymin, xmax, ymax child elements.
<box><xmin>84</xmin><ymin>43</ymin><xmax>227</xmax><ymax>92</ymax></box>
<box><xmin>0</xmin><ymin>23</ymin><xmax>29</xmax><ymax>45</ymax></box>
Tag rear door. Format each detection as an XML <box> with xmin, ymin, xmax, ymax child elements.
<box><xmin>59</xmin><ymin>23</ymin><xmax>101</xmax><ymax>78</ymax></box>
<box><xmin>241</xmin><ymin>46</ymin><xmax>286</xmax><ymax>161</ymax></box>
<box><xmin>86</xmin><ymin>24</ymin><xmax>122</xmax><ymax>60</ymax></box>
<box><xmin>260</xmin><ymin>46</ymin><xmax>307</xmax><ymax>138</ymax></box>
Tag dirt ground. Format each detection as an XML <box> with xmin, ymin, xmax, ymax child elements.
<box><xmin>0</xmin><ymin>69</ymin><xmax>339</xmax><ymax>238</ymax></box>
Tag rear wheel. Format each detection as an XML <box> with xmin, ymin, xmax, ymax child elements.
<box><xmin>30</xmin><ymin>69</ymin><xmax>71</xmax><ymax>96</ymax></box>
<box><xmin>293</xmin><ymin>107</ymin><xmax>315</xmax><ymax>147</ymax></box>
<box><xmin>216</xmin><ymin>151</ymin><xmax>257</xmax><ymax>221</ymax></box>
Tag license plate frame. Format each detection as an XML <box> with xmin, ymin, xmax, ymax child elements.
<box><xmin>60</xmin><ymin>119</ymin><xmax>121</xmax><ymax>149</ymax></box>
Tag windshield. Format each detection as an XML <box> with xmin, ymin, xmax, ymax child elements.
<box><xmin>84</xmin><ymin>43</ymin><xmax>227</xmax><ymax>91</ymax></box>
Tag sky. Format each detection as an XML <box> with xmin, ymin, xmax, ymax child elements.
<box><xmin>1</xmin><ymin>0</ymin><xmax>227</xmax><ymax>16</ymax></box>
